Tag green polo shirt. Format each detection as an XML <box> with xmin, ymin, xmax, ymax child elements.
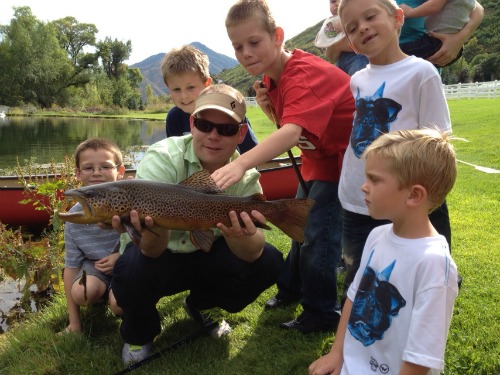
<box><xmin>120</xmin><ymin>135</ymin><xmax>262</xmax><ymax>253</ymax></box>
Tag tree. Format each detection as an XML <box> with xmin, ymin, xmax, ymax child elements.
<box><xmin>0</xmin><ymin>7</ymin><xmax>72</xmax><ymax>107</ymax></box>
<box><xmin>145</xmin><ymin>84</ymin><xmax>154</xmax><ymax>105</ymax></box>
<box><xmin>97</xmin><ymin>37</ymin><xmax>132</xmax><ymax>79</ymax></box>
<box><xmin>52</xmin><ymin>16</ymin><xmax>98</xmax><ymax>66</ymax></box>
<box><xmin>471</xmin><ymin>53</ymin><xmax>500</xmax><ymax>81</ymax></box>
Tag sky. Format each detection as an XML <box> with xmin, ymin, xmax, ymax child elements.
<box><xmin>0</xmin><ymin>0</ymin><xmax>329</xmax><ymax>65</ymax></box>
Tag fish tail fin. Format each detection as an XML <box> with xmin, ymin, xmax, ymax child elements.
<box><xmin>266</xmin><ymin>198</ymin><xmax>315</xmax><ymax>242</ymax></box>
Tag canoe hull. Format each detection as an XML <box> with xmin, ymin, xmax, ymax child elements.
<box><xmin>0</xmin><ymin>157</ymin><xmax>302</xmax><ymax>227</ymax></box>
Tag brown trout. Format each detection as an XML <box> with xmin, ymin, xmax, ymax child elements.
<box><xmin>57</xmin><ymin>170</ymin><xmax>314</xmax><ymax>251</ymax></box>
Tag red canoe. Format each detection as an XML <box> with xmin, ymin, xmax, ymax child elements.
<box><xmin>0</xmin><ymin>157</ymin><xmax>302</xmax><ymax>227</ymax></box>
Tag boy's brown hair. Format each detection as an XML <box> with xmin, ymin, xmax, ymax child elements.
<box><xmin>226</xmin><ymin>0</ymin><xmax>276</xmax><ymax>35</ymax></box>
<box><xmin>160</xmin><ymin>45</ymin><xmax>210</xmax><ymax>87</ymax></box>
<box><xmin>74</xmin><ymin>138</ymin><xmax>123</xmax><ymax>168</ymax></box>
<box><xmin>338</xmin><ymin>0</ymin><xmax>399</xmax><ymax>17</ymax></box>
<box><xmin>363</xmin><ymin>129</ymin><xmax>457</xmax><ymax>211</ymax></box>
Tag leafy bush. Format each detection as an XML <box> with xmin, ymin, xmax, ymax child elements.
<box><xmin>0</xmin><ymin>157</ymin><xmax>81</xmax><ymax>300</ymax></box>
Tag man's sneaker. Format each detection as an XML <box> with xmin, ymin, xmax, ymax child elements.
<box><xmin>121</xmin><ymin>342</ymin><xmax>153</xmax><ymax>365</ymax></box>
<box><xmin>280</xmin><ymin>311</ymin><xmax>340</xmax><ymax>334</ymax></box>
<box><xmin>264</xmin><ymin>295</ymin><xmax>298</xmax><ymax>310</ymax></box>
<box><xmin>183</xmin><ymin>297</ymin><xmax>231</xmax><ymax>338</ymax></box>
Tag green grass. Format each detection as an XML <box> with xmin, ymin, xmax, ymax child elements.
<box><xmin>1</xmin><ymin>99</ymin><xmax>499</xmax><ymax>374</ymax></box>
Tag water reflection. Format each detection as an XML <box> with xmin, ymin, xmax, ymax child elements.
<box><xmin>0</xmin><ymin>116</ymin><xmax>166</xmax><ymax>173</ymax></box>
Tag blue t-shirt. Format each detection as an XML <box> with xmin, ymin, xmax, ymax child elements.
<box><xmin>397</xmin><ymin>0</ymin><xmax>426</xmax><ymax>43</ymax></box>
<box><xmin>165</xmin><ymin>106</ymin><xmax>259</xmax><ymax>154</ymax></box>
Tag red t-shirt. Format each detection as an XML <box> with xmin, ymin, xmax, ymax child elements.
<box><xmin>264</xmin><ymin>49</ymin><xmax>354</xmax><ymax>182</ymax></box>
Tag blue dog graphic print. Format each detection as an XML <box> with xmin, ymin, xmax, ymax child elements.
<box><xmin>351</xmin><ymin>83</ymin><xmax>402</xmax><ymax>158</ymax></box>
<box><xmin>348</xmin><ymin>250</ymin><xmax>406</xmax><ymax>346</ymax></box>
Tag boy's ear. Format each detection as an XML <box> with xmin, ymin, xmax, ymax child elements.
<box><xmin>204</xmin><ymin>78</ymin><xmax>212</xmax><ymax>87</ymax></box>
<box><xmin>394</xmin><ymin>8</ymin><xmax>405</xmax><ymax>29</ymax></box>
<box><xmin>274</xmin><ymin>27</ymin><xmax>285</xmax><ymax>46</ymax></box>
<box><xmin>406</xmin><ymin>184</ymin><xmax>427</xmax><ymax>208</ymax></box>
<box><xmin>74</xmin><ymin>167</ymin><xmax>82</xmax><ymax>181</ymax></box>
<box><xmin>117</xmin><ymin>164</ymin><xmax>126</xmax><ymax>180</ymax></box>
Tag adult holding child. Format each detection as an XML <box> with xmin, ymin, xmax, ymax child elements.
<box><xmin>211</xmin><ymin>0</ymin><xmax>354</xmax><ymax>334</ymax></box>
<box><xmin>398</xmin><ymin>0</ymin><xmax>484</xmax><ymax>66</ymax></box>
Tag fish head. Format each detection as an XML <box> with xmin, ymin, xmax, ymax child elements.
<box><xmin>57</xmin><ymin>181</ymin><xmax>132</xmax><ymax>224</ymax></box>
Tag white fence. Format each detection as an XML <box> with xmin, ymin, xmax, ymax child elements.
<box><xmin>443</xmin><ymin>80</ymin><xmax>499</xmax><ymax>99</ymax></box>
<box><xmin>245</xmin><ymin>81</ymin><xmax>499</xmax><ymax>105</ymax></box>
<box><xmin>245</xmin><ymin>97</ymin><xmax>258</xmax><ymax>107</ymax></box>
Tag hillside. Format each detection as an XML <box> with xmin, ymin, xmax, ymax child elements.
<box><xmin>130</xmin><ymin>42</ymin><xmax>239</xmax><ymax>97</ymax></box>
<box><xmin>216</xmin><ymin>3</ymin><xmax>498</xmax><ymax>93</ymax></box>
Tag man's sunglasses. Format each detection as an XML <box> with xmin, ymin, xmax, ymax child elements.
<box><xmin>193</xmin><ymin>117</ymin><xmax>242</xmax><ymax>137</ymax></box>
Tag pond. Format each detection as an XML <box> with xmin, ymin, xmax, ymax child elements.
<box><xmin>0</xmin><ymin>115</ymin><xmax>167</xmax><ymax>174</ymax></box>
<box><xmin>0</xmin><ymin>115</ymin><xmax>167</xmax><ymax>332</ymax></box>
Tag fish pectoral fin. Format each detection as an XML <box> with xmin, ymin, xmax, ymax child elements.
<box><xmin>121</xmin><ymin>221</ymin><xmax>141</xmax><ymax>246</ymax></box>
<box><xmin>191</xmin><ymin>230</ymin><xmax>215</xmax><ymax>252</ymax></box>
<box><xmin>120</xmin><ymin>213</ymin><xmax>159</xmax><ymax>247</ymax></box>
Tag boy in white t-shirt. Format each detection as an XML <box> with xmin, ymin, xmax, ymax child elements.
<box><xmin>335</xmin><ymin>0</ymin><xmax>454</xmax><ymax>306</ymax></box>
<box><xmin>309</xmin><ymin>128</ymin><xmax>459</xmax><ymax>375</ymax></box>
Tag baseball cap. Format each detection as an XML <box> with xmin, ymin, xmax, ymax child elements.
<box><xmin>193</xmin><ymin>88</ymin><xmax>246</xmax><ymax>123</ymax></box>
<box><xmin>314</xmin><ymin>16</ymin><xmax>346</xmax><ymax>48</ymax></box>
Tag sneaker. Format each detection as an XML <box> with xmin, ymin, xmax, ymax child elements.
<box><xmin>121</xmin><ymin>342</ymin><xmax>152</xmax><ymax>365</ymax></box>
<box><xmin>280</xmin><ymin>311</ymin><xmax>340</xmax><ymax>334</ymax></box>
<box><xmin>264</xmin><ymin>295</ymin><xmax>298</xmax><ymax>310</ymax></box>
<box><xmin>183</xmin><ymin>297</ymin><xmax>231</xmax><ymax>338</ymax></box>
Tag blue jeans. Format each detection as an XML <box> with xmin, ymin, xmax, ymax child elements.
<box><xmin>276</xmin><ymin>180</ymin><xmax>343</xmax><ymax>324</ymax></box>
<box><xmin>342</xmin><ymin>201</ymin><xmax>451</xmax><ymax>304</ymax></box>
<box><xmin>337</xmin><ymin>52</ymin><xmax>369</xmax><ymax>76</ymax></box>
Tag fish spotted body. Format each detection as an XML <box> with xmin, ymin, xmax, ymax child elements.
<box><xmin>58</xmin><ymin>170</ymin><xmax>314</xmax><ymax>251</ymax></box>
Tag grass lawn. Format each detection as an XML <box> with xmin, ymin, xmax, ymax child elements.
<box><xmin>0</xmin><ymin>99</ymin><xmax>499</xmax><ymax>374</ymax></box>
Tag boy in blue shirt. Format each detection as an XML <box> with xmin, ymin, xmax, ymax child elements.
<box><xmin>161</xmin><ymin>45</ymin><xmax>258</xmax><ymax>153</ymax></box>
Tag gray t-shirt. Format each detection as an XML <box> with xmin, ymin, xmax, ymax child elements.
<box><xmin>425</xmin><ymin>0</ymin><xmax>476</xmax><ymax>33</ymax></box>
<box><xmin>64</xmin><ymin>202</ymin><xmax>120</xmax><ymax>268</ymax></box>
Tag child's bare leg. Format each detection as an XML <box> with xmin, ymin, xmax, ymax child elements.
<box><xmin>108</xmin><ymin>289</ymin><xmax>124</xmax><ymax>316</ymax></box>
<box><xmin>59</xmin><ymin>267</ymin><xmax>82</xmax><ymax>335</ymax></box>
<box><xmin>71</xmin><ymin>275</ymin><xmax>107</xmax><ymax>306</ymax></box>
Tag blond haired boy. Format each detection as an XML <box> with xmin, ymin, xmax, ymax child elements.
<box><xmin>336</xmin><ymin>0</ymin><xmax>457</xmax><ymax>306</ymax></box>
<box><xmin>309</xmin><ymin>128</ymin><xmax>459</xmax><ymax>375</ymax></box>
<box><xmin>161</xmin><ymin>45</ymin><xmax>258</xmax><ymax>153</ymax></box>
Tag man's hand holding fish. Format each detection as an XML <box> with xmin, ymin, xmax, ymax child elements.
<box><xmin>110</xmin><ymin>210</ymin><xmax>170</xmax><ymax>259</ymax></box>
<box><xmin>216</xmin><ymin>209</ymin><xmax>266</xmax><ymax>263</ymax></box>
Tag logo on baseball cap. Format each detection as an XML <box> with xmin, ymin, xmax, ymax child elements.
<box><xmin>193</xmin><ymin>91</ymin><xmax>246</xmax><ymax>123</ymax></box>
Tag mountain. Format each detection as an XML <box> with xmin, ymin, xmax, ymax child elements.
<box><xmin>130</xmin><ymin>42</ymin><xmax>239</xmax><ymax>98</ymax></box>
